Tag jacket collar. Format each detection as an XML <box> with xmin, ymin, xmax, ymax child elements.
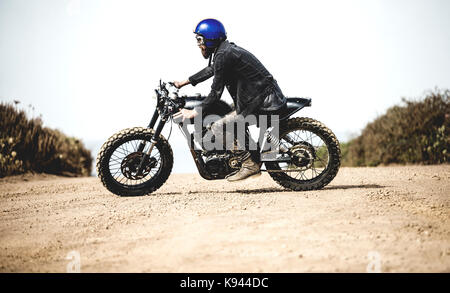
<box><xmin>212</xmin><ymin>40</ymin><xmax>230</xmax><ymax>62</ymax></box>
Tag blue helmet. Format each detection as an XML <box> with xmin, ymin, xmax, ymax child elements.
<box><xmin>194</xmin><ymin>19</ymin><xmax>227</xmax><ymax>49</ymax></box>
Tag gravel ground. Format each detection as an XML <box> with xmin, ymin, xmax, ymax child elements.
<box><xmin>0</xmin><ymin>165</ymin><xmax>449</xmax><ymax>272</ymax></box>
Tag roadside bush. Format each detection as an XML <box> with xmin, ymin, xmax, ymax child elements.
<box><xmin>342</xmin><ymin>89</ymin><xmax>449</xmax><ymax>166</ymax></box>
<box><xmin>0</xmin><ymin>102</ymin><xmax>93</xmax><ymax>177</ymax></box>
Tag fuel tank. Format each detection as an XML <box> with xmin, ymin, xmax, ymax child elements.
<box><xmin>182</xmin><ymin>95</ymin><xmax>233</xmax><ymax>124</ymax></box>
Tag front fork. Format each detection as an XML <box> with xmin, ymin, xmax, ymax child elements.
<box><xmin>136</xmin><ymin>109</ymin><xmax>166</xmax><ymax>176</ymax></box>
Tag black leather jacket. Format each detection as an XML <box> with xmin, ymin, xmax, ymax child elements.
<box><xmin>189</xmin><ymin>41</ymin><xmax>286</xmax><ymax>117</ymax></box>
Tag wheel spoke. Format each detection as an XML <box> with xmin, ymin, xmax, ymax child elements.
<box><xmin>270</xmin><ymin>127</ymin><xmax>331</xmax><ymax>181</ymax></box>
<box><xmin>108</xmin><ymin>138</ymin><xmax>162</xmax><ymax>187</ymax></box>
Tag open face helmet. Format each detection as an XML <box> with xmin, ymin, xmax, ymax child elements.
<box><xmin>194</xmin><ymin>19</ymin><xmax>227</xmax><ymax>49</ymax></box>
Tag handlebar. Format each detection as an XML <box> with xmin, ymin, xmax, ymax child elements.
<box><xmin>155</xmin><ymin>80</ymin><xmax>185</xmax><ymax>118</ymax></box>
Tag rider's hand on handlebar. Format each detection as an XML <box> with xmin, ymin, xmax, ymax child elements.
<box><xmin>173</xmin><ymin>108</ymin><xmax>198</xmax><ymax>121</ymax></box>
<box><xmin>173</xmin><ymin>80</ymin><xmax>190</xmax><ymax>89</ymax></box>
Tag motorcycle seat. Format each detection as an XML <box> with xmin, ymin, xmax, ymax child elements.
<box><xmin>258</xmin><ymin>97</ymin><xmax>311</xmax><ymax>121</ymax></box>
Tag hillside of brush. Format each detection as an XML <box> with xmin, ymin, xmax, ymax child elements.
<box><xmin>342</xmin><ymin>89</ymin><xmax>449</xmax><ymax>166</ymax></box>
<box><xmin>0</xmin><ymin>102</ymin><xmax>93</xmax><ymax>177</ymax></box>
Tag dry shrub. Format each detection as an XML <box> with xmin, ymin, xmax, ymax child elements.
<box><xmin>0</xmin><ymin>102</ymin><xmax>93</xmax><ymax>177</ymax></box>
<box><xmin>343</xmin><ymin>89</ymin><xmax>449</xmax><ymax>166</ymax></box>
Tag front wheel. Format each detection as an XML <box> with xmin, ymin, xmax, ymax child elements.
<box><xmin>96</xmin><ymin>127</ymin><xmax>173</xmax><ymax>196</ymax></box>
<box><xmin>265</xmin><ymin>117</ymin><xmax>341</xmax><ymax>191</ymax></box>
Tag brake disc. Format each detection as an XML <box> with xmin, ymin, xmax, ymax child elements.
<box><xmin>120</xmin><ymin>152</ymin><xmax>157</xmax><ymax>180</ymax></box>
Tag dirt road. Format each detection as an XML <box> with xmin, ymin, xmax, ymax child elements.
<box><xmin>0</xmin><ymin>165</ymin><xmax>449</xmax><ymax>272</ymax></box>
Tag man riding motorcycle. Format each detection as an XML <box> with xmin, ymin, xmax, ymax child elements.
<box><xmin>173</xmin><ymin>18</ymin><xmax>286</xmax><ymax>181</ymax></box>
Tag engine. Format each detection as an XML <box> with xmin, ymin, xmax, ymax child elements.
<box><xmin>204</xmin><ymin>153</ymin><xmax>241</xmax><ymax>178</ymax></box>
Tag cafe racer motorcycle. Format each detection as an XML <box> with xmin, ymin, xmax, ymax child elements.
<box><xmin>96</xmin><ymin>81</ymin><xmax>341</xmax><ymax>196</ymax></box>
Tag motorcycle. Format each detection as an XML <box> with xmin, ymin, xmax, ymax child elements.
<box><xmin>96</xmin><ymin>80</ymin><xmax>341</xmax><ymax>196</ymax></box>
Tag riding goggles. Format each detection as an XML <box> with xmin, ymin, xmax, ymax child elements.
<box><xmin>196</xmin><ymin>35</ymin><xmax>205</xmax><ymax>46</ymax></box>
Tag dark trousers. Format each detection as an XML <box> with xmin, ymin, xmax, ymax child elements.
<box><xmin>210</xmin><ymin>110</ymin><xmax>261</xmax><ymax>162</ymax></box>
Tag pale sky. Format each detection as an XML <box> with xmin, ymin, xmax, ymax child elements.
<box><xmin>1</xmin><ymin>0</ymin><xmax>450</xmax><ymax>173</ymax></box>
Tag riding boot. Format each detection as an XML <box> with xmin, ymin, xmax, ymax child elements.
<box><xmin>226</xmin><ymin>153</ymin><xmax>262</xmax><ymax>182</ymax></box>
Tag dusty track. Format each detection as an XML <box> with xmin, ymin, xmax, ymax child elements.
<box><xmin>0</xmin><ymin>165</ymin><xmax>449</xmax><ymax>272</ymax></box>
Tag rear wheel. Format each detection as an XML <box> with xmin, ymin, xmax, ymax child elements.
<box><xmin>265</xmin><ymin>117</ymin><xmax>340</xmax><ymax>191</ymax></box>
<box><xmin>96</xmin><ymin>127</ymin><xmax>173</xmax><ymax>196</ymax></box>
